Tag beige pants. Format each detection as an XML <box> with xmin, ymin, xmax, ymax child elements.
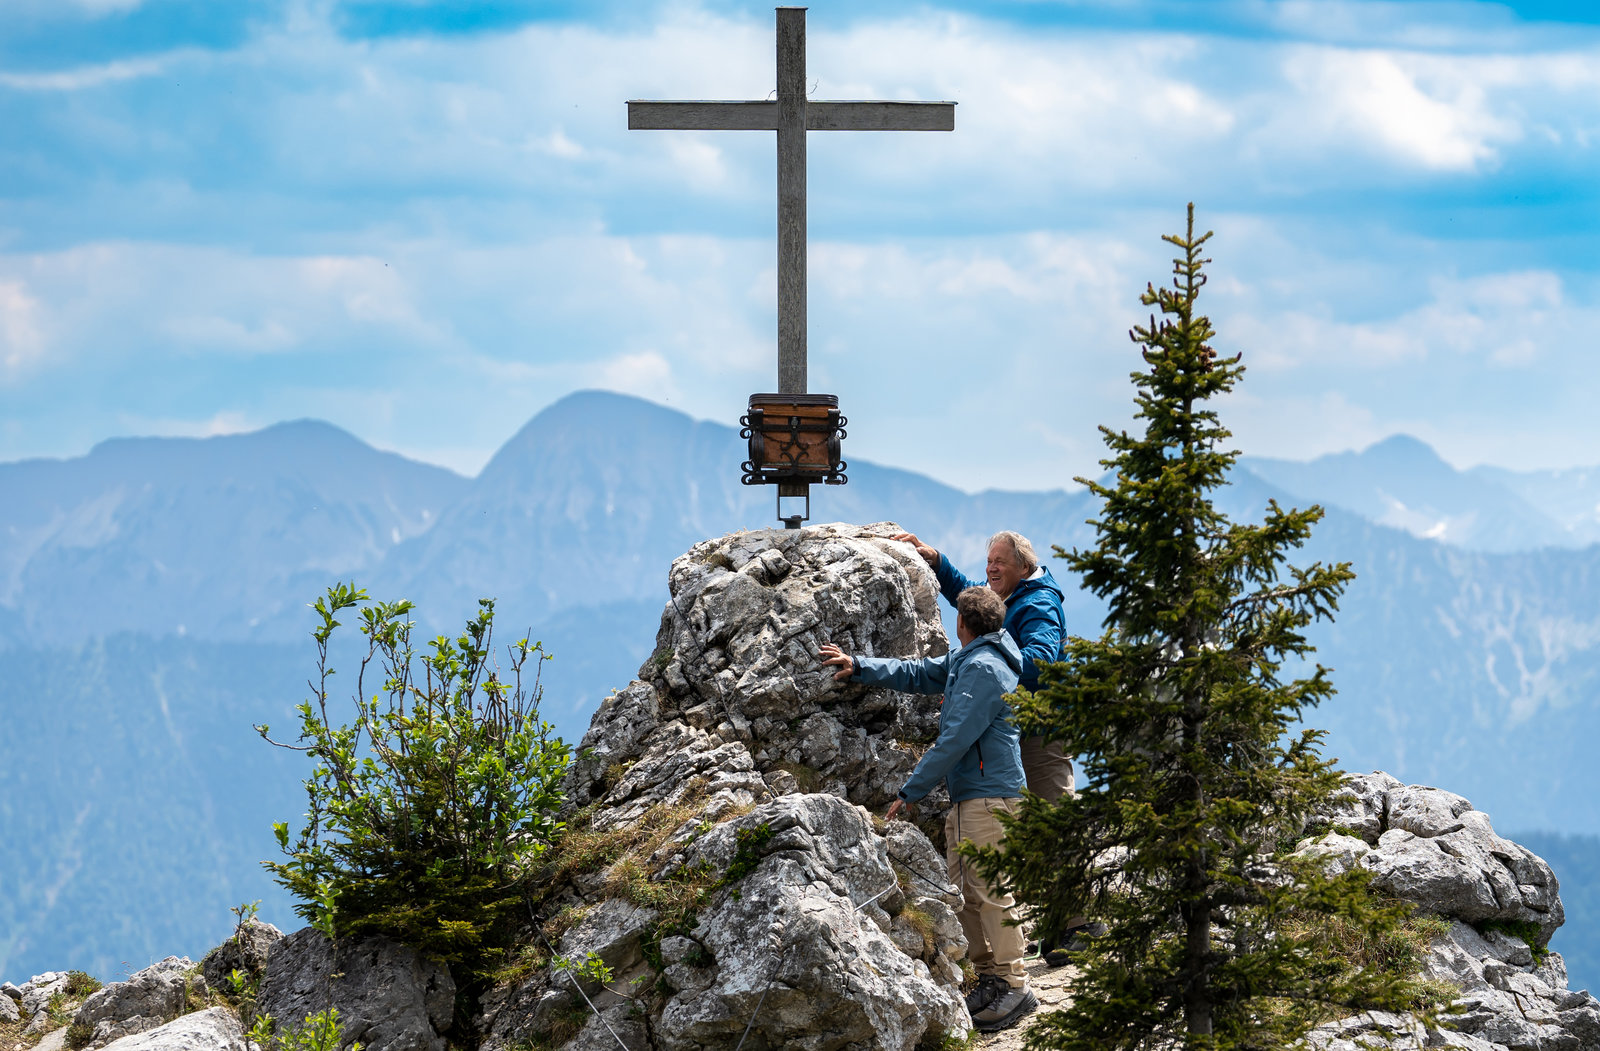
<box><xmin>1018</xmin><ymin>736</ymin><xmax>1086</xmax><ymax>932</ymax></box>
<box><xmin>945</xmin><ymin>796</ymin><xmax>1028</xmax><ymax>986</ymax></box>
<box><xmin>1020</xmin><ymin>735</ymin><xmax>1074</xmax><ymax>801</ymax></box>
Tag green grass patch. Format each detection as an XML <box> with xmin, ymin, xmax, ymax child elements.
<box><xmin>1475</xmin><ymin>918</ymin><xmax>1549</xmax><ymax>964</ymax></box>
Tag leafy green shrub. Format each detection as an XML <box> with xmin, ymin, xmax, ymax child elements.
<box><xmin>249</xmin><ymin>1008</ymin><xmax>359</xmax><ymax>1051</ymax></box>
<box><xmin>258</xmin><ymin>585</ymin><xmax>571</xmax><ymax>982</ymax></box>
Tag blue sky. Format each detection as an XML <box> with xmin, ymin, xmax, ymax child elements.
<box><xmin>2</xmin><ymin>0</ymin><xmax>1598</xmax><ymax>491</ymax></box>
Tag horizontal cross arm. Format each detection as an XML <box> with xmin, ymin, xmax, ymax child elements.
<box><xmin>628</xmin><ymin>100</ymin><xmax>779</xmax><ymax>131</ymax></box>
<box><xmin>806</xmin><ymin>101</ymin><xmax>955</xmax><ymax>131</ymax></box>
<box><xmin>628</xmin><ymin>99</ymin><xmax>957</xmax><ymax>132</ymax></box>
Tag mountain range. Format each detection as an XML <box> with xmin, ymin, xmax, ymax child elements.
<box><xmin>4</xmin><ymin>390</ymin><xmax>1599</xmax><ymax>991</ymax></box>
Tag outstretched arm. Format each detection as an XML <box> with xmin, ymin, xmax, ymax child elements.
<box><xmin>853</xmin><ymin>651</ymin><xmax>952</xmax><ymax>696</ymax></box>
<box><xmin>893</xmin><ymin>531</ymin><xmax>979</xmax><ymax>608</ymax></box>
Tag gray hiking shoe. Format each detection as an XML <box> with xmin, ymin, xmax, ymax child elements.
<box><xmin>1045</xmin><ymin>921</ymin><xmax>1108</xmax><ymax>966</ymax></box>
<box><xmin>971</xmin><ymin>982</ymin><xmax>1038</xmax><ymax>1033</ymax></box>
<box><xmin>963</xmin><ymin>973</ymin><xmax>1007</xmax><ymax>1015</ymax></box>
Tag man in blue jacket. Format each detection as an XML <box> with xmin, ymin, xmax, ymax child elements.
<box><xmin>893</xmin><ymin>528</ymin><xmax>1094</xmax><ymax>964</ymax></box>
<box><xmin>892</xmin><ymin>529</ymin><xmax>1072</xmax><ymax>799</ymax></box>
<box><xmin>819</xmin><ymin>586</ymin><xmax>1038</xmax><ymax>1034</ymax></box>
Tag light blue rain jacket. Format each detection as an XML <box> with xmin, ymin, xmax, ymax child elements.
<box><xmin>852</xmin><ymin>630</ymin><xmax>1025</xmax><ymax>804</ymax></box>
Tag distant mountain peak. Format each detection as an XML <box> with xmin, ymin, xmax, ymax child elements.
<box><xmin>1359</xmin><ymin>433</ymin><xmax>1449</xmax><ymax>467</ymax></box>
<box><xmin>88</xmin><ymin>418</ymin><xmax>361</xmax><ymax>457</ymax></box>
<box><xmin>478</xmin><ymin>389</ymin><xmax>709</xmax><ymax>484</ymax></box>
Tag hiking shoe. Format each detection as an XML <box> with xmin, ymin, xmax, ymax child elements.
<box><xmin>963</xmin><ymin>973</ymin><xmax>1007</xmax><ymax>1015</ymax></box>
<box><xmin>1045</xmin><ymin>922</ymin><xmax>1108</xmax><ymax>967</ymax></box>
<box><xmin>971</xmin><ymin>983</ymin><xmax>1038</xmax><ymax>1033</ymax></box>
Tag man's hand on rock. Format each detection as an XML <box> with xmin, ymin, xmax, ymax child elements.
<box><xmin>886</xmin><ymin>798</ymin><xmax>908</xmax><ymax>821</ymax></box>
<box><xmin>818</xmin><ymin>643</ymin><xmax>855</xmax><ymax>682</ymax></box>
<box><xmin>891</xmin><ymin>532</ymin><xmax>938</xmax><ymax>568</ymax></box>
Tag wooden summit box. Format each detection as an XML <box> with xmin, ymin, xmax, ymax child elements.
<box><xmin>740</xmin><ymin>393</ymin><xmax>847</xmax><ymax>487</ymax></box>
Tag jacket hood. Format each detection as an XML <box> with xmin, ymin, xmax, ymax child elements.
<box><xmin>1012</xmin><ymin>565</ymin><xmax>1065</xmax><ymax>604</ymax></box>
<box><xmin>958</xmin><ymin>629</ymin><xmax>1024</xmax><ymax>676</ymax></box>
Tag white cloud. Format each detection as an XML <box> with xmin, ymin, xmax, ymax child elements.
<box><xmin>112</xmin><ymin>410</ymin><xmax>256</xmax><ymax>440</ymax></box>
<box><xmin>163</xmin><ymin>315</ymin><xmax>298</xmax><ymax>353</ymax></box>
<box><xmin>0</xmin><ymin>57</ymin><xmax>166</xmax><ymax>92</ymax></box>
<box><xmin>1278</xmin><ymin>47</ymin><xmax>1519</xmax><ymax>171</ymax></box>
<box><xmin>664</xmin><ymin>138</ymin><xmax>728</xmax><ymax>187</ymax></box>
<box><xmin>595</xmin><ymin>351</ymin><xmax>678</xmax><ymax>402</ymax></box>
<box><xmin>1229</xmin><ymin>269</ymin><xmax>1582</xmax><ymax>372</ymax></box>
<box><xmin>1226</xmin><ymin>388</ymin><xmax>1383</xmax><ymax>463</ymax></box>
<box><xmin>535</xmin><ymin>127</ymin><xmax>585</xmax><ymax>160</ymax></box>
<box><xmin>0</xmin><ymin>243</ymin><xmax>460</xmax><ymax>378</ymax></box>
<box><xmin>0</xmin><ymin>281</ymin><xmax>46</xmax><ymax>375</ymax></box>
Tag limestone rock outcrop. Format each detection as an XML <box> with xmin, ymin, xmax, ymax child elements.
<box><xmin>16</xmin><ymin>972</ymin><xmax>80</xmax><ymax>1036</ymax></box>
<box><xmin>255</xmin><ymin>929</ymin><xmax>455</xmax><ymax>1051</ymax></box>
<box><xmin>200</xmin><ymin>919</ymin><xmax>283</xmax><ymax>993</ymax></box>
<box><xmin>1300</xmin><ymin>774</ymin><xmax>1600</xmax><ymax>1051</ymax></box>
<box><xmin>72</xmin><ymin>957</ymin><xmax>207</xmax><ymax>1049</ymax></box>
<box><xmin>565</xmin><ymin>523</ymin><xmax>951</xmax><ymax>821</ymax></box>
<box><xmin>97</xmin><ymin>1007</ymin><xmax>246</xmax><ymax>1051</ymax></box>
<box><xmin>480</xmin><ymin>524</ymin><xmax>970</xmax><ymax>1050</ymax></box>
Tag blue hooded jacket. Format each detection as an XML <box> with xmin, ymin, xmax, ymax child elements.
<box><xmin>934</xmin><ymin>555</ymin><xmax>1065</xmax><ymax>692</ymax></box>
<box><xmin>852</xmin><ymin>631</ymin><xmax>1025</xmax><ymax>804</ymax></box>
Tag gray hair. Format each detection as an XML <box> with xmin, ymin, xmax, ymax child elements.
<box><xmin>956</xmin><ymin>586</ymin><xmax>1006</xmax><ymax>636</ymax></box>
<box><xmin>987</xmin><ymin>530</ymin><xmax>1038</xmax><ymax>575</ymax></box>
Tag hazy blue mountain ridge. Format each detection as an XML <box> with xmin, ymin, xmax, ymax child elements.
<box><xmin>0</xmin><ymin>636</ymin><xmax>307</xmax><ymax>984</ymax></box>
<box><xmin>5</xmin><ymin>392</ymin><xmax>1600</xmax><ymax>991</ymax></box>
<box><xmin>1471</xmin><ymin>462</ymin><xmax>1600</xmax><ymax>546</ymax></box>
<box><xmin>1242</xmin><ymin>435</ymin><xmax>1587</xmax><ymax>553</ymax></box>
<box><xmin>0</xmin><ymin>420</ymin><xmax>468</xmax><ymax>647</ymax></box>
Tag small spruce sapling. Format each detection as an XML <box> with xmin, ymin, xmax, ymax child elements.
<box><xmin>976</xmin><ymin>206</ymin><xmax>1437</xmax><ymax>1050</ymax></box>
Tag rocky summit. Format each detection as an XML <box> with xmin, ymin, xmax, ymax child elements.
<box><xmin>478</xmin><ymin>523</ymin><xmax>970</xmax><ymax>1051</ymax></box>
<box><xmin>7</xmin><ymin>523</ymin><xmax>1600</xmax><ymax>1051</ymax></box>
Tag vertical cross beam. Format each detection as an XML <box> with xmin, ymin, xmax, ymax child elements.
<box><xmin>776</xmin><ymin>7</ymin><xmax>807</xmax><ymax>396</ymax></box>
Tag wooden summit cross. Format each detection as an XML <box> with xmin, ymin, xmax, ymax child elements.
<box><xmin>629</xmin><ymin>6</ymin><xmax>955</xmax><ymax>526</ymax></box>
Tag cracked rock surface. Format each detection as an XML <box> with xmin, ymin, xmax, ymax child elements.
<box><xmin>480</xmin><ymin>523</ymin><xmax>970</xmax><ymax>1050</ymax></box>
<box><xmin>1299</xmin><ymin>773</ymin><xmax>1598</xmax><ymax>1051</ymax></box>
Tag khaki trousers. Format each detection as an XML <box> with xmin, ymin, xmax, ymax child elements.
<box><xmin>1020</xmin><ymin>735</ymin><xmax>1074</xmax><ymax>801</ymax></box>
<box><xmin>945</xmin><ymin>796</ymin><xmax>1028</xmax><ymax>986</ymax></box>
<box><xmin>1018</xmin><ymin>736</ymin><xmax>1086</xmax><ymax>931</ymax></box>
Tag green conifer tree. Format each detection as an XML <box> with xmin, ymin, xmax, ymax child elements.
<box><xmin>983</xmin><ymin>207</ymin><xmax>1436</xmax><ymax>1049</ymax></box>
